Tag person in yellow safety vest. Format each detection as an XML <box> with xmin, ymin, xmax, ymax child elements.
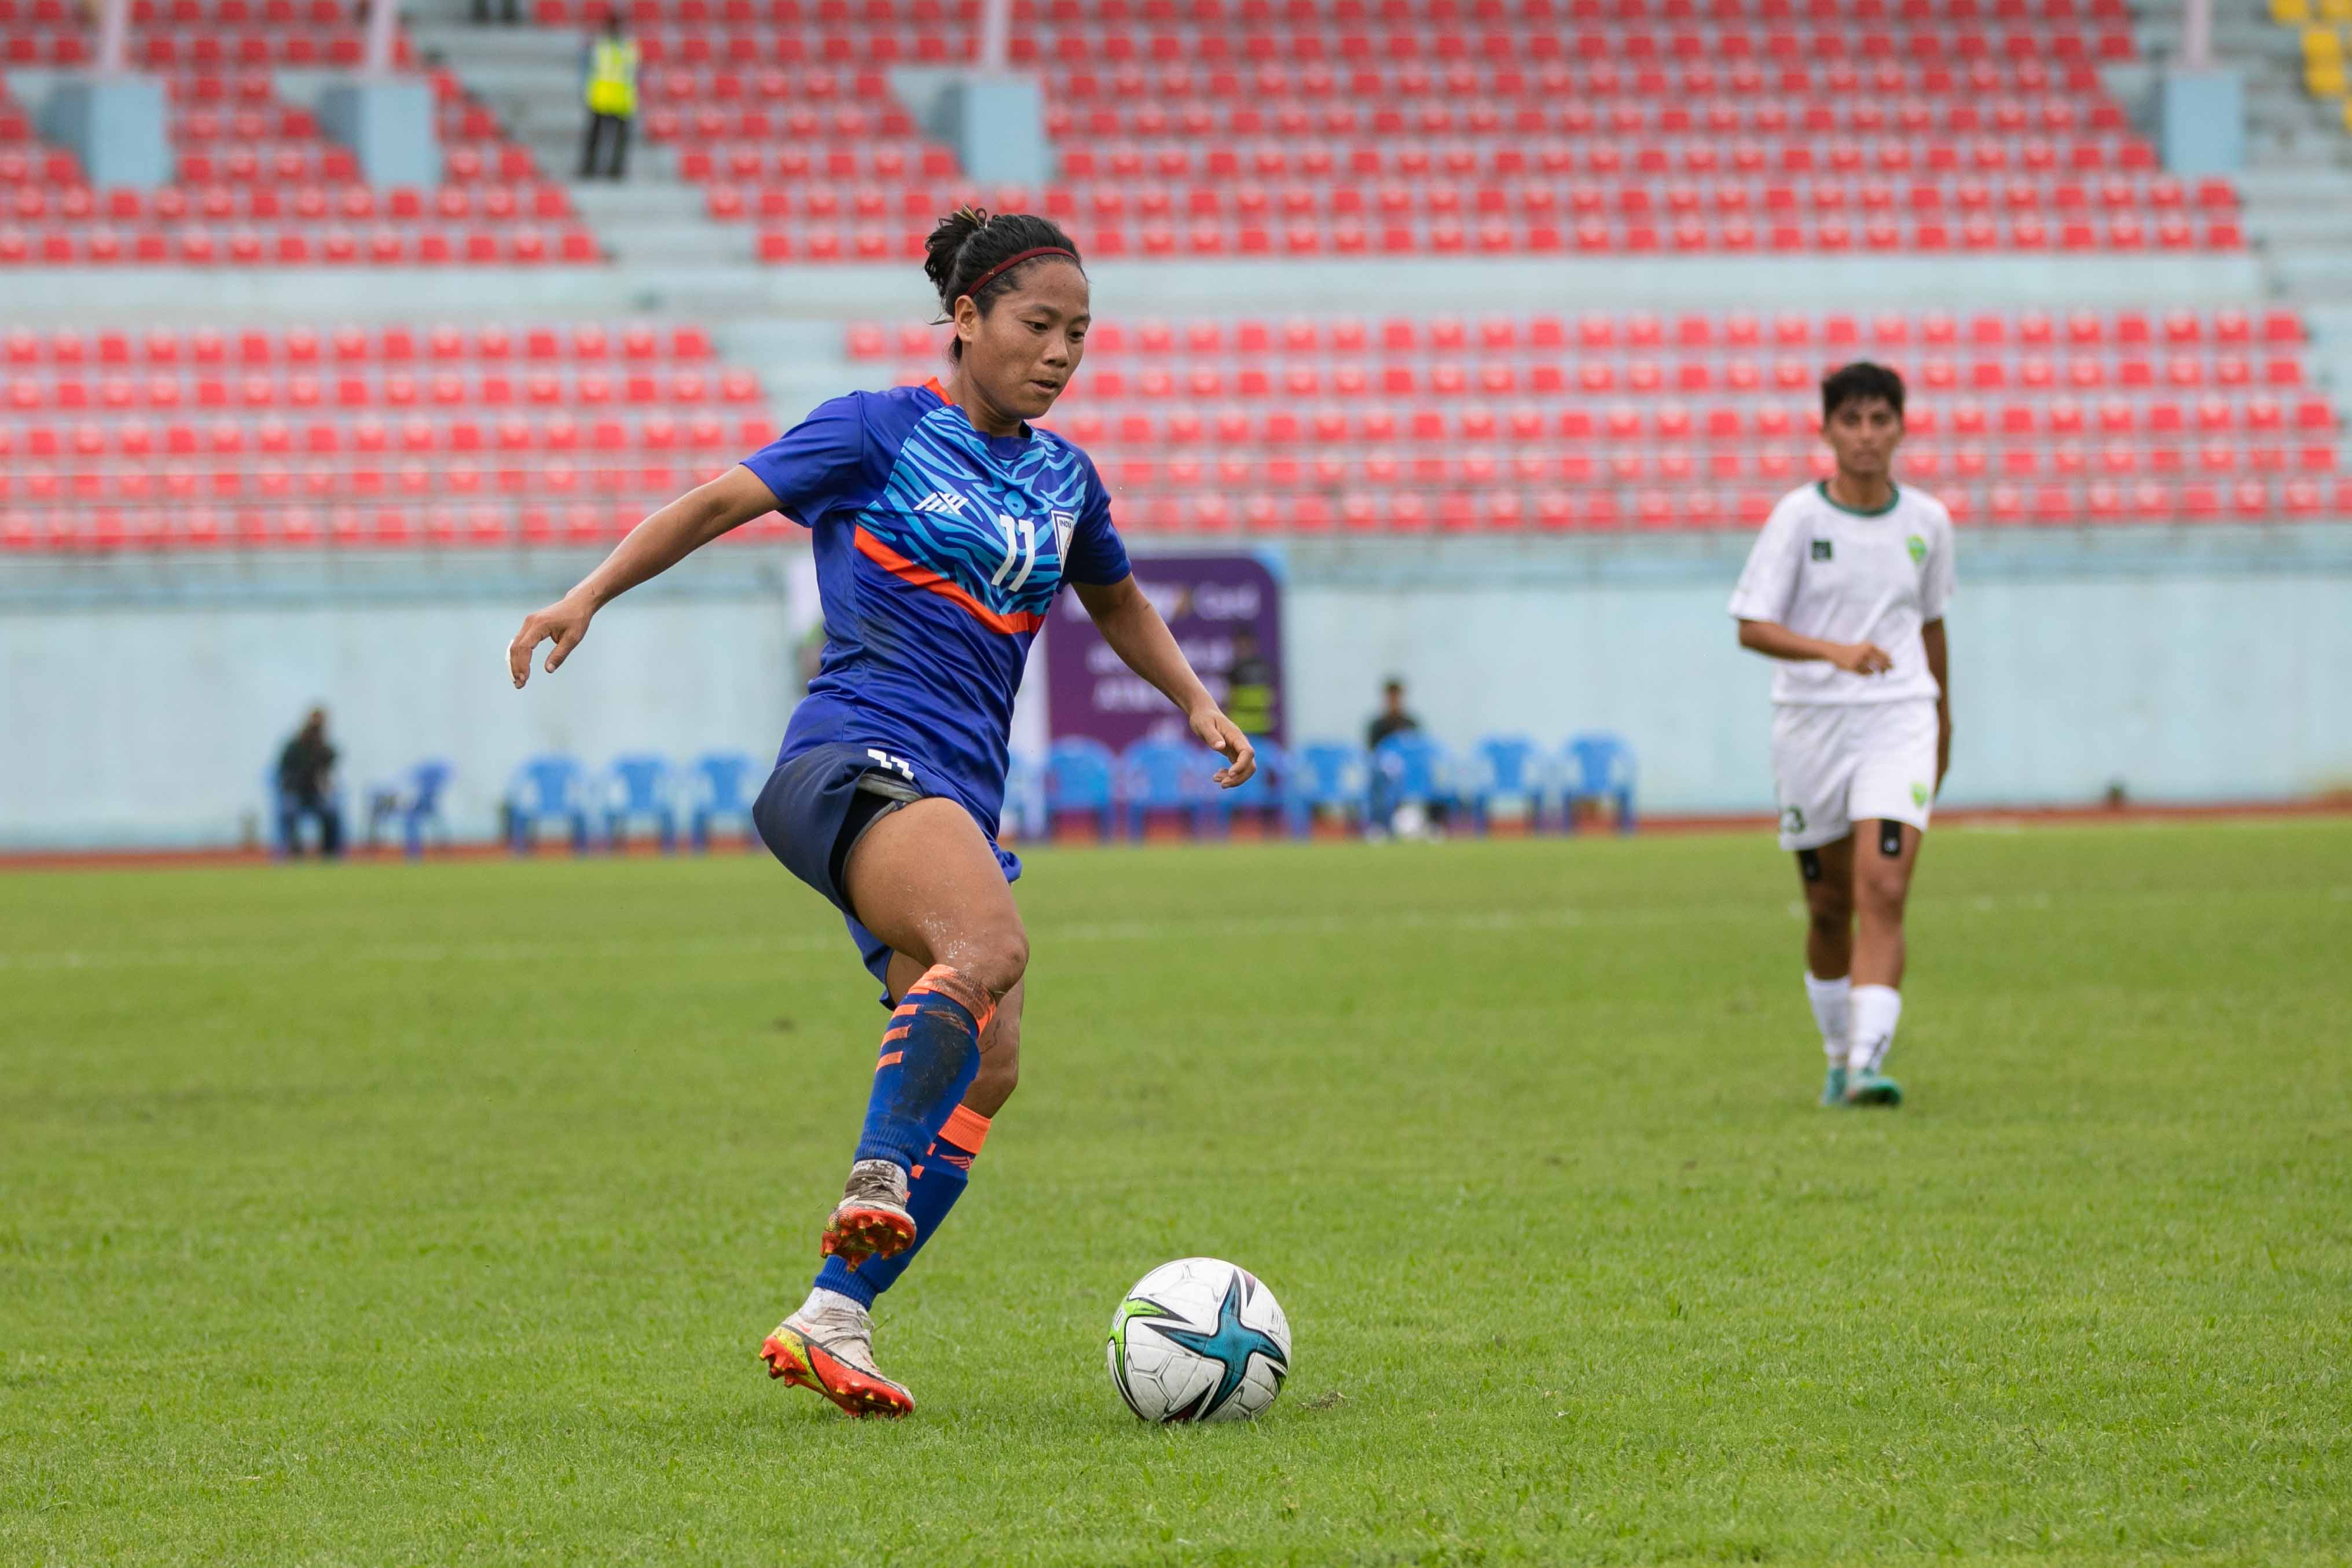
<box><xmin>578</xmin><ymin>14</ymin><xmax>637</xmax><ymax>180</ymax></box>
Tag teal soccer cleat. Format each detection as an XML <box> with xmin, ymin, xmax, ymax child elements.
<box><xmin>1819</xmin><ymin>1064</ymin><xmax>1848</xmax><ymax>1107</ymax></box>
<box><xmin>1843</xmin><ymin>1069</ymin><xmax>1903</xmax><ymax>1107</ymax></box>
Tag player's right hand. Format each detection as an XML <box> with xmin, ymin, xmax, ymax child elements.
<box><xmin>1832</xmin><ymin>641</ymin><xmax>1894</xmax><ymax>675</ymax></box>
<box><xmin>508</xmin><ymin>593</ymin><xmax>595</xmax><ymax>688</ymax></box>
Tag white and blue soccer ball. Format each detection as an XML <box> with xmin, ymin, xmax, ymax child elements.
<box><xmin>1106</xmin><ymin>1257</ymin><xmax>1291</xmax><ymax>1423</ymax></box>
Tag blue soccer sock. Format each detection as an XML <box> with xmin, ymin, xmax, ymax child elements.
<box><xmin>815</xmin><ymin>1105</ymin><xmax>990</xmax><ymax>1309</ymax></box>
<box><xmin>855</xmin><ymin>963</ymin><xmax>989</xmax><ymax>1173</ymax></box>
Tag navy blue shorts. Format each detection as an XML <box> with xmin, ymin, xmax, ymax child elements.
<box><xmin>753</xmin><ymin>741</ymin><xmax>921</xmax><ymax>995</ymax></box>
<box><xmin>753</xmin><ymin>741</ymin><xmax>1020</xmax><ymax>1004</ymax></box>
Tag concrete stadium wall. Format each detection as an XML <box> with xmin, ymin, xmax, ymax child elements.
<box><xmin>3</xmin><ymin>527</ymin><xmax>2347</xmax><ymax>847</ymax></box>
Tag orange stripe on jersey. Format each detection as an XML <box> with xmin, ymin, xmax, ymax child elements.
<box><xmin>852</xmin><ymin>526</ymin><xmax>1044</xmax><ymax>636</ymax></box>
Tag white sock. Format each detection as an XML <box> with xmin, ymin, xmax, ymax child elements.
<box><xmin>798</xmin><ymin>1286</ymin><xmax>868</xmax><ymax>1325</ymax></box>
<box><xmin>1803</xmin><ymin>972</ymin><xmax>1851</xmax><ymax>1065</ymax></box>
<box><xmin>1848</xmin><ymin>985</ymin><xmax>1902</xmax><ymax>1074</ymax></box>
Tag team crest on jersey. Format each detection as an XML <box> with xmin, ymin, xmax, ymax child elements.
<box><xmin>1810</xmin><ymin>539</ymin><xmax>1833</xmax><ymax>560</ymax></box>
<box><xmin>1911</xmin><ymin>782</ymin><xmax>1929</xmax><ymax>807</ymax></box>
<box><xmin>1906</xmin><ymin>534</ymin><xmax>1927</xmax><ymax>564</ymax></box>
<box><xmin>1051</xmin><ymin>509</ymin><xmax>1076</xmax><ymax>559</ymax></box>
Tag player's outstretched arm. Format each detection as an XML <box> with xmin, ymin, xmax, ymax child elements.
<box><xmin>1072</xmin><ymin>575</ymin><xmax>1256</xmax><ymax>788</ymax></box>
<box><xmin>1737</xmin><ymin>618</ymin><xmax>1892</xmax><ymax>675</ymax></box>
<box><xmin>508</xmin><ymin>465</ymin><xmax>782</xmax><ymax>688</ymax></box>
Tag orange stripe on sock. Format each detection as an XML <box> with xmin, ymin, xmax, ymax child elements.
<box><xmin>882</xmin><ymin>1024</ymin><xmax>911</xmax><ymax>1043</ymax></box>
<box><xmin>874</xmin><ymin>1051</ymin><xmax>903</xmax><ymax>1071</ymax></box>
<box><xmin>940</xmin><ymin>1104</ymin><xmax>992</xmax><ymax>1154</ymax></box>
<box><xmin>907</xmin><ymin>963</ymin><xmax>997</xmax><ymax>1035</ymax></box>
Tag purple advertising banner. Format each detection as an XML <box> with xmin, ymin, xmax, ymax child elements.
<box><xmin>1043</xmin><ymin>553</ymin><xmax>1285</xmax><ymax>750</ymax></box>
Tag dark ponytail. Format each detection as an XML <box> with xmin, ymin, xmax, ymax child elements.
<box><xmin>922</xmin><ymin>206</ymin><xmax>1083</xmax><ymax>361</ymax></box>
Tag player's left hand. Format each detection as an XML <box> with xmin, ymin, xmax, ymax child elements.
<box><xmin>1190</xmin><ymin>706</ymin><xmax>1256</xmax><ymax>788</ymax></box>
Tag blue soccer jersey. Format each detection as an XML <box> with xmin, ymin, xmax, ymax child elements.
<box><xmin>740</xmin><ymin>378</ymin><xmax>1131</xmax><ymax>858</ymax></box>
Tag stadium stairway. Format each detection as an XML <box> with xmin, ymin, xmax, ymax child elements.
<box><xmin>2131</xmin><ymin>0</ymin><xmax>2352</xmax><ymax>307</ymax></box>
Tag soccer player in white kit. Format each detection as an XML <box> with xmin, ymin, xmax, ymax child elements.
<box><xmin>1729</xmin><ymin>363</ymin><xmax>1954</xmax><ymax>1107</ymax></box>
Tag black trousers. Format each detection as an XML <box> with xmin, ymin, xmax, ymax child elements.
<box><xmin>579</xmin><ymin>112</ymin><xmax>629</xmax><ymax>179</ymax></box>
<box><xmin>280</xmin><ymin>797</ymin><xmax>344</xmax><ymax>858</ymax></box>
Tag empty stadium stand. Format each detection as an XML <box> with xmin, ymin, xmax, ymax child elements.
<box><xmin>449</xmin><ymin>0</ymin><xmax>2258</xmax><ymax>259</ymax></box>
<box><xmin>867</xmin><ymin>306</ymin><xmax>2349</xmax><ymax>531</ymax></box>
<box><xmin>0</xmin><ymin>321</ymin><xmax>773</xmax><ymax>548</ymax></box>
<box><xmin>0</xmin><ymin>4</ymin><xmax>599</xmax><ymax>263</ymax></box>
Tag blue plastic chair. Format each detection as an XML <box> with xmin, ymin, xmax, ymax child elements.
<box><xmin>1467</xmin><ymin>734</ymin><xmax>1546</xmax><ymax>835</ymax></box>
<box><xmin>506</xmin><ymin>754</ymin><xmax>590</xmax><ymax>854</ymax></box>
<box><xmin>1043</xmin><ymin>737</ymin><xmax>1117</xmax><ymax>842</ymax></box>
<box><xmin>1001</xmin><ymin>751</ymin><xmax>1045</xmax><ymax>844</ymax></box>
<box><xmin>1117</xmin><ymin>737</ymin><xmax>1220</xmax><ymax>839</ymax></box>
<box><xmin>1373</xmin><ymin>730</ymin><xmax>1454</xmax><ymax>830</ymax></box>
<box><xmin>1562</xmin><ymin>732</ymin><xmax>1638</xmax><ymax>834</ymax></box>
<box><xmin>601</xmin><ymin>753</ymin><xmax>678</xmax><ymax>851</ymax></box>
<box><xmin>688</xmin><ymin>751</ymin><xmax>761</xmax><ymax>851</ymax></box>
<box><xmin>1287</xmin><ymin>741</ymin><xmax>1368</xmax><ymax>838</ymax></box>
<box><xmin>387</xmin><ymin>759</ymin><xmax>453</xmax><ymax>858</ymax></box>
<box><xmin>1218</xmin><ymin>736</ymin><xmax>1287</xmax><ymax>835</ymax></box>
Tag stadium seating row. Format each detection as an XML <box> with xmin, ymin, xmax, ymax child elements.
<box><xmin>3</xmin><ymin>184</ymin><xmax>575</xmax><ymax>223</ymax></box>
<box><xmin>641</xmin><ymin>59</ymin><xmax>2105</xmax><ymax>101</ymax></box>
<box><xmin>0</xmin><ymin>369</ymin><xmax>762</xmax><ymax>409</ymax></box>
<box><xmin>743</xmin><ymin>216</ymin><xmax>2245</xmax><ymax>257</ymax></box>
<box><xmin>850</xmin><ymin>307</ymin><xmax>2308</xmax><ymax>356</ymax></box>
<box><xmin>534</xmin><ymin>0</ymin><xmax>2128</xmax><ymax>22</ymax></box>
<box><xmin>1</xmin><ymin>324</ymin><xmax>720</xmax><ymax>366</ymax></box>
<box><xmin>10</xmin><ymin>478</ymin><xmax>2347</xmax><ymax>553</ymax></box>
<box><xmin>0</xmin><ymin>414</ymin><xmax>770</xmax><ymax>453</ymax></box>
<box><xmin>1036</xmin><ymin>59</ymin><xmax>2107</xmax><ymax>96</ymax></box>
<box><xmin>1026</xmin><ymin>732</ymin><xmax>1637</xmax><ymax>839</ymax></box>
<box><xmin>0</xmin><ymin>226</ymin><xmax>600</xmax><ymax>264</ymax></box>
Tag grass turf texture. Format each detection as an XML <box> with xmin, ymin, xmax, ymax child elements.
<box><xmin>4</xmin><ymin>824</ymin><xmax>2349</xmax><ymax>1567</ymax></box>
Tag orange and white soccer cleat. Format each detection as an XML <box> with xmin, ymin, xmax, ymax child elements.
<box><xmin>759</xmin><ymin>1291</ymin><xmax>914</xmax><ymax>1418</ymax></box>
<box><xmin>819</xmin><ymin>1157</ymin><xmax>916</xmax><ymax>1267</ymax></box>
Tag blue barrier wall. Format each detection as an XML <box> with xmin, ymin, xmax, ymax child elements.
<box><xmin>2</xmin><ymin>527</ymin><xmax>2347</xmax><ymax>847</ymax></box>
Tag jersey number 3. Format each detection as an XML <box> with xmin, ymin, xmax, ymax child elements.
<box><xmin>988</xmin><ymin>512</ymin><xmax>1041</xmax><ymax>592</ymax></box>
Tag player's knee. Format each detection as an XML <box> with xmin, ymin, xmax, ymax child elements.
<box><xmin>1807</xmin><ymin>901</ymin><xmax>1853</xmax><ymax>942</ymax></box>
<box><xmin>1856</xmin><ymin>865</ymin><xmax>1909</xmax><ymax>919</ymax></box>
<box><xmin>949</xmin><ymin>925</ymin><xmax>1028</xmax><ymax>998</ymax></box>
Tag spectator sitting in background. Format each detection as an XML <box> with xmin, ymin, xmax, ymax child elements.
<box><xmin>276</xmin><ymin>707</ymin><xmax>344</xmax><ymax>859</ymax></box>
<box><xmin>1364</xmin><ymin>677</ymin><xmax>1433</xmax><ymax>837</ymax></box>
<box><xmin>1366</xmin><ymin>677</ymin><xmax>1419</xmax><ymax>751</ymax></box>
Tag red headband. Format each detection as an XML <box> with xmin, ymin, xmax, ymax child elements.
<box><xmin>959</xmin><ymin>245</ymin><xmax>1079</xmax><ymax>302</ymax></box>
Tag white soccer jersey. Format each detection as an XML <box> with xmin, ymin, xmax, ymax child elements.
<box><xmin>1727</xmin><ymin>480</ymin><xmax>1955</xmax><ymax>706</ymax></box>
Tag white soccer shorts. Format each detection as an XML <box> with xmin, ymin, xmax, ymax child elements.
<box><xmin>1770</xmin><ymin>698</ymin><xmax>1940</xmax><ymax>853</ymax></box>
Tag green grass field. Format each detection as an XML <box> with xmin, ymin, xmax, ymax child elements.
<box><xmin>5</xmin><ymin>823</ymin><xmax>2349</xmax><ymax>1566</ymax></box>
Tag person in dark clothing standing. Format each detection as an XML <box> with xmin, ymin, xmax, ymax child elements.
<box><xmin>1224</xmin><ymin>629</ymin><xmax>1278</xmax><ymax>742</ymax></box>
<box><xmin>277</xmin><ymin>707</ymin><xmax>344</xmax><ymax>858</ymax></box>
<box><xmin>1365</xmin><ymin>677</ymin><xmax>1419</xmax><ymax>751</ymax></box>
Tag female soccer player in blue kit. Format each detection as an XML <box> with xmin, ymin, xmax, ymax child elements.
<box><xmin>507</xmin><ymin>209</ymin><xmax>1255</xmax><ymax>1418</ymax></box>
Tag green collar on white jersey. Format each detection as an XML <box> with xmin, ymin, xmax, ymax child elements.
<box><xmin>1817</xmin><ymin>479</ymin><xmax>1902</xmax><ymax>517</ymax></box>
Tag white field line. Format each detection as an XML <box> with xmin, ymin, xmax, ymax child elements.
<box><xmin>0</xmin><ymin>885</ymin><xmax>2330</xmax><ymax>973</ymax></box>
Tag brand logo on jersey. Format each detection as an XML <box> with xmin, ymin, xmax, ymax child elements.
<box><xmin>1050</xmin><ymin>509</ymin><xmax>1075</xmax><ymax>559</ymax></box>
<box><xmin>1906</xmin><ymin>534</ymin><xmax>1927</xmax><ymax>564</ymax></box>
<box><xmin>912</xmin><ymin>490</ymin><xmax>969</xmax><ymax>516</ymax></box>
<box><xmin>1810</xmin><ymin>539</ymin><xmax>1833</xmax><ymax>560</ymax></box>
